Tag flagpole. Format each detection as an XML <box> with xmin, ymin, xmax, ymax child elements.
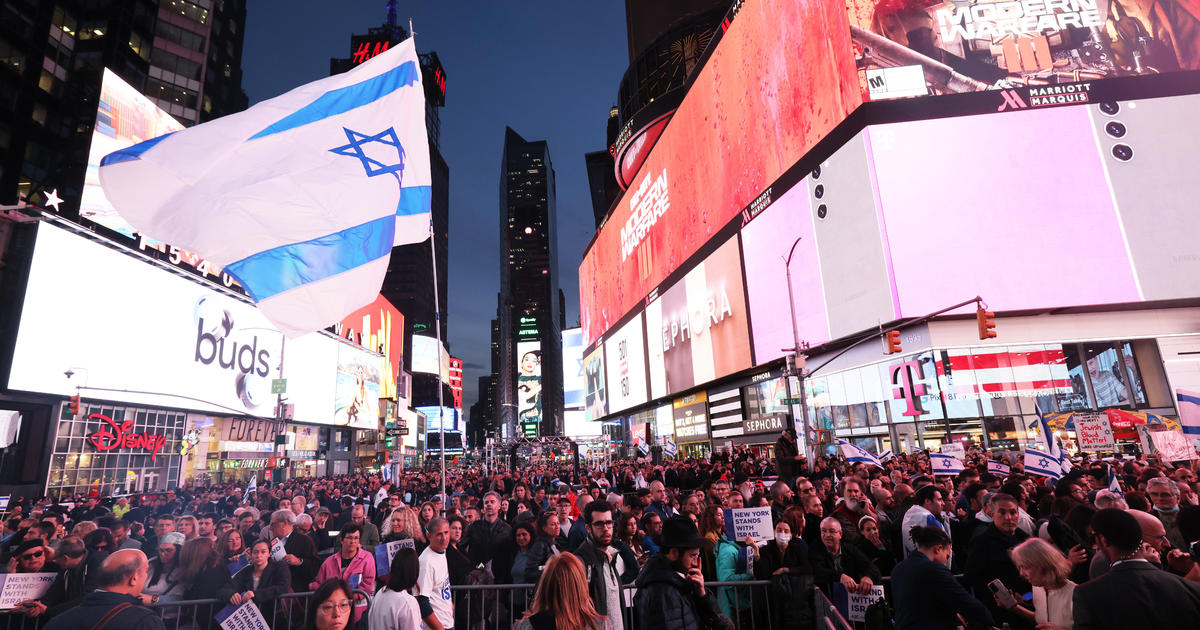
<box><xmin>428</xmin><ymin>215</ymin><xmax>446</xmax><ymax>514</ymax></box>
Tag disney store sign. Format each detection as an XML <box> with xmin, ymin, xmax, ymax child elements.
<box><xmin>87</xmin><ymin>414</ymin><xmax>167</xmax><ymax>461</ymax></box>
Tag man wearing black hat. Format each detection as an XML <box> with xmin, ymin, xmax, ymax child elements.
<box><xmin>634</xmin><ymin>516</ymin><xmax>734</xmax><ymax>630</ymax></box>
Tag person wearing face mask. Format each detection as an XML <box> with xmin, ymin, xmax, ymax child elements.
<box><xmin>755</xmin><ymin>520</ymin><xmax>811</xmax><ymax>578</ymax></box>
<box><xmin>1147</xmin><ymin>477</ymin><xmax>1187</xmax><ymax>550</ymax></box>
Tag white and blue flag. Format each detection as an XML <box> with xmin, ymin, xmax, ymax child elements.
<box><xmin>1024</xmin><ymin>405</ymin><xmax>1066</xmax><ymax>479</ymax></box>
<box><xmin>987</xmin><ymin>460</ymin><xmax>1011</xmax><ymax>476</ymax></box>
<box><xmin>1107</xmin><ymin>465</ymin><xmax>1123</xmax><ymax>495</ymax></box>
<box><xmin>879</xmin><ymin>449</ymin><xmax>894</xmax><ymax>462</ymax></box>
<box><xmin>1023</xmin><ymin>447</ymin><xmax>1062</xmax><ymax>479</ymax></box>
<box><xmin>664</xmin><ymin>439</ymin><xmax>678</xmax><ymax>458</ymax></box>
<box><xmin>837</xmin><ymin>439</ymin><xmax>882</xmax><ymax>468</ymax></box>
<box><xmin>929</xmin><ymin>453</ymin><xmax>965</xmax><ymax>476</ymax></box>
<box><xmin>99</xmin><ymin>38</ymin><xmax>431</xmax><ymax>337</ymax></box>
<box><xmin>244</xmin><ymin>472</ymin><xmax>256</xmax><ymax>503</ymax></box>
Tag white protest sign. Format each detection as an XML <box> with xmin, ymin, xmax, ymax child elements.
<box><xmin>374</xmin><ymin>538</ymin><xmax>417</xmax><ymax>574</ymax></box>
<box><xmin>723</xmin><ymin>507</ymin><xmax>773</xmax><ymax>542</ymax></box>
<box><xmin>1075</xmin><ymin>415</ymin><xmax>1115</xmax><ymax>451</ymax></box>
<box><xmin>270</xmin><ymin>537</ymin><xmax>286</xmax><ymax>561</ymax></box>
<box><xmin>847</xmin><ymin>585</ymin><xmax>886</xmax><ymax>622</ymax></box>
<box><xmin>215</xmin><ymin>601</ymin><xmax>270</xmax><ymax>630</ymax></box>
<box><xmin>940</xmin><ymin>443</ymin><xmax>965</xmax><ymax>460</ymax></box>
<box><xmin>0</xmin><ymin>573</ymin><xmax>57</xmax><ymax>608</ymax></box>
<box><xmin>1150</xmin><ymin>429</ymin><xmax>1198</xmax><ymax>461</ymax></box>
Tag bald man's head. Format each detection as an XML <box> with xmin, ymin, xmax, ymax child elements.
<box><xmin>1131</xmin><ymin>509</ymin><xmax>1170</xmax><ymax>552</ymax></box>
<box><xmin>98</xmin><ymin>549</ymin><xmax>148</xmax><ymax>595</ymax></box>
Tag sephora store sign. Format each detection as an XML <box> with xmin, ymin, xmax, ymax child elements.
<box><xmin>9</xmin><ymin>224</ymin><xmax>285</xmax><ymax>416</ymax></box>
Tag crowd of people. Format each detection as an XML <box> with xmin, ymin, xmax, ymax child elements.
<box><xmin>3</xmin><ymin>430</ymin><xmax>1200</xmax><ymax>630</ymax></box>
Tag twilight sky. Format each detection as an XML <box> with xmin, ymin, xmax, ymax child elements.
<box><xmin>241</xmin><ymin>1</ymin><xmax>628</xmax><ymax>413</ymax></box>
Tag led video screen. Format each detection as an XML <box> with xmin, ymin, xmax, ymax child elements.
<box><xmin>516</xmin><ymin>341</ymin><xmax>543</xmax><ymax>429</ymax></box>
<box><xmin>646</xmin><ymin>237</ymin><xmax>753</xmax><ymax>400</ymax></box>
<box><xmin>562</xmin><ymin>328</ymin><xmax>586</xmax><ymax>410</ymax></box>
<box><xmin>579</xmin><ymin>0</ymin><xmax>861</xmax><ymax>345</ymax></box>
<box><xmin>605</xmin><ymin>313</ymin><xmax>649</xmax><ymax>415</ymax></box>
<box><xmin>584</xmin><ymin>345</ymin><xmax>608</xmax><ymax>422</ymax></box>
<box><xmin>847</xmin><ymin>0</ymin><xmax>1200</xmax><ymax>101</ymax></box>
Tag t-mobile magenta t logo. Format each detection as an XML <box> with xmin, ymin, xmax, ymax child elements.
<box><xmin>891</xmin><ymin>360</ymin><xmax>928</xmax><ymax>417</ymax></box>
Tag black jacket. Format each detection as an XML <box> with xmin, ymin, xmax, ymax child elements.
<box><xmin>964</xmin><ymin>524</ymin><xmax>1030</xmax><ymax>628</ymax></box>
<box><xmin>891</xmin><ymin>551</ymin><xmax>993</xmax><ymax>630</ymax></box>
<box><xmin>633</xmin><ymin>553</ymin><xmax>733</xmax><ymax>630</ymax></box>
<box><xmin>43</xmin><ymin>590</ymin><xmax>164</xmax><ymax>630</ymax></box>
<box><xmin>810</xmin><ymin>541</ymin><xmax>881</xmax><ymax>592</ymax></box>
<box><xmin>216</xmin><ymin>560</ymin><xmax>293</xmax><ymax>619</ymax></box>
<box><xmin>574</xmin><ymin>539</ymin><xmax>638</xmax><ymax>616</ymax></box>
<box><xmin>39</xmin><ymin>550</ymin><xmax>107</xmax><ymax>618</ymax></box>
<box><xmin>282</xmin><ymin>531</ymin><xmax>320</xmax><ymax>593</ymax></box>
<box><xmin>754</xmin><ymin>539</ymin><xmax>811</xmax><ymax>579</ymax></box>
<box><xmin>523</xmin><ymin>532</ymin><xmax>563</xmax><ymax>584</ymax></box>
<box><xmin>463</xmin><ymin>516</ymin><xmax>512</xmax><ymax>567</ymax></box>
<box><xmin>1073</xmin><ymin>560</ymin><xmax>1200</xmax><ymax>629</ymax></box>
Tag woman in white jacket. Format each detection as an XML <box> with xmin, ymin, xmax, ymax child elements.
<box><xmin>369</xmin><ymin>547</ymin><xmax>424</xmax><ymax>630</ymax></box>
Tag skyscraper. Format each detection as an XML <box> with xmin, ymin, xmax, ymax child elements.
<box><xmin>495</xmin><ymin>127</ymin><xmax>562</xmax><ymax>439</ymax></box>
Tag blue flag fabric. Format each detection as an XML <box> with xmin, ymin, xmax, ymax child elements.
<box><xmin>837</xmin><ymin>439</ymin><xmax>882</xmax><ymax>468</ymax></box>
<box><xmin>929</xmin><ymin>453</ymin><xmax>965</xmax><ymax>475</ymax></box>
<box><xmin>99</xmin><ymin>38</ymin><xmax>431</xmax><ymax>337</ymax></box>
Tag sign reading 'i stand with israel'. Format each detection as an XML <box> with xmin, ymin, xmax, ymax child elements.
<box><xmin>99</xmin><ymin>38</ymin><xmax>432</xmax><ymax>337</ymax></box>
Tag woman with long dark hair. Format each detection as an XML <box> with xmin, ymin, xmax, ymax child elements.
<box><xmin>523</xmin><ymin>511</ymin><xmax>562</xmax><ymax>584</ymax></box>
<box><xmin>217</xmin><ymin>539</ymin><xmax>292</xmax><ymax>622</ymax></box>
<box><xmin>306</xmin><ymin>578</ymin><xmax>354</xmax><ymax>630</ymax></box>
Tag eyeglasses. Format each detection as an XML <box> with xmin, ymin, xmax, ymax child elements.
<box><xmin>318</xmin><ymin>601</ymin><xmax>353</xmax><ymax>614</ymax></box>
<box><xmin>590</xmin><ymin>520</ymin><xmax>614</xmax><ymax>528</ymax></box>
<box><xmin>20</xmin><ymin>551</ymin><xmax>43</xmax><ymax>560</ymax></box>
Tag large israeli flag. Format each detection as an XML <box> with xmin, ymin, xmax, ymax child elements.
<box><xmin>837</xmin><ymin>439</ymin><xmax>882</xmax><ymax>468</ymax></box>
<box><xmin>100</xmin><ymin>38</ymin><xmax>431</xmax><ymax>337</ymax></box>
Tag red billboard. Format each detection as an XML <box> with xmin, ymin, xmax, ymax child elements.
<box><xmin>337</xmin><ymin>294</ymin><xmax>405</xmax><ymax>400</ymax></box>
<box><xmin>449</xmin><ymin>357</ymin><xmax>463</xmax><ymax>410</ymax></box>
<box><xmin>579</xmin><ymin>0</ymin><xmax>862</xmax><ymax>345</ymax></box>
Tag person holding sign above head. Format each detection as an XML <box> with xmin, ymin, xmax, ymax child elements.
<box><xmin>891</xmin><ymin>525</ymin><xmax>993</xmax><ymax>630</ymax></box>
<box><xmin>217</xmin><ymin>539</ymin><xmax>291</xmax><ymax>618</ymax></box>
<box><xmin>310</xmin><ymin>523</ymin><xmax>375</xmax><ymax>625</ymax></box>
<box><xmin>368</xmin><ymin>547</ymin><xmax>422</xmax><ymax>630</ymax></box>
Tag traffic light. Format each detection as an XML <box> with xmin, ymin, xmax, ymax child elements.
<box><xmin>976</xmin><ymin>307</ymin><xmax>997</xmax><ymax>340</ymax></box>
<box><xmin>68</xmin><ymin>395</ymin><xmax>80</xmax><ymax>416</ymax></box>
<box><xmin>883</xmin><ymin>330</ymin><xmax>902</xmax><ymax>354</ymax></box>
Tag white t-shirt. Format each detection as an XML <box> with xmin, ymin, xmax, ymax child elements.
<box><xmin>369</xmin><ymin>587</ymin><xmax>423</xmax><ymax>630</ymax></box>
<box><xmin>418</xmin><ymin>546</ymin><xmax>453</xmax><ymax>629</ymax></box>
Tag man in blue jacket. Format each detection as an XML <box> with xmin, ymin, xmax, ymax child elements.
<box><xmin>45</xmin><ymin>549</ymin><xmax>165</xmax><ymax>630</ymax></box>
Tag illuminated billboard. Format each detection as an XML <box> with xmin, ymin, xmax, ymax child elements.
<box><xmin>411</xmin><ymin>335</ymin><xmax>449</xmax><ymax>379</ymax></box>
<box><xmin>584</xmin><ymin>345</ymin><xmax>608</xmax><ymax>422</ymax></box>
<box><xmin>334</xmin><ymin>343</ymin><xmax>383</xmax><ymax>429</ymax></box>
<box><xmin>605</xmin><ymin>314</ymin><xmax>649</xmax><ymax>415</ymax></box>
<box><xmin>83</xmin><ymin>69</ymin><xmax>186</xmax><ymax>237</ymax></box>
<box><xmin>563</xmin><ymin>328</ymin><xmax>586</xmax><ymax>410</ymax></box>
<box><xmin>449</xmin><ymin>357</ymin><xmax>463</xmax><ymax>410</ymax></box>
<box><xmin>847</xmin><ymin>0</ymin><xmax>1200</xmax><ymax>102</ymax></box>
<box><xmin>417</xmin><ymin>405</ymin><xmax>459</xmax><ymax>432</ymax></box>
<box><xmin>9</xmin><ymin>224</ymin><xmax>282</xmax><ymax>416</ymax></box>
<box><xmin>337</xmin><ymin>295</ymin><xmax>404</xmax><ymax>400</ymax></box>
<box><xmin>578</xmin><ymin>0</ymin><xmax>861</xmax><ymax>344</ymax></box>
<box><xmin>646</xmin><ymin>237</ymin><xmax>753</xmax><ymax>400</ymax></box>
<box><xmin>516</xmin><ymin>341</ymin><xmax>542</xmax><ymax>431</ymax></box>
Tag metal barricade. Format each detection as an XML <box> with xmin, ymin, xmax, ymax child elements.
<box><xmin>814</xmin><ymin>586</ymin><xmax>854</xmax><ymax>630</ymax></box>
<box><xmin>0</xmin><ymin>588</ymin><xmax>371</xmax><ymax>630</ymax></box>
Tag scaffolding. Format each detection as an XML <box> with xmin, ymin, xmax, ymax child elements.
<box><xmin>485</xmin><ymin>436</ymin><xmax>613</xmax><ymax>482</ymax></box>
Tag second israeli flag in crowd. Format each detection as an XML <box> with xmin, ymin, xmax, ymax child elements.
<box><xmin>99</xmin><ymin>38</ymin><xmax>431</xmax><ymax>337</ymax></box>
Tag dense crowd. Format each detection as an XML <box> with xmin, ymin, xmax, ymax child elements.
<box><xmin>3</xmin><ymin>430</ymin><xmax>1200</xmax><ymax>630</ymax></box>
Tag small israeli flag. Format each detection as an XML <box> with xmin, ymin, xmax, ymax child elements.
<box><xmin>837</xmin><ymin>439</ymin><xmax>882</xmax><ymax>468</ymax></box>
<box><xmin>1023</xmin><ymin>447</ymin><xmax>1063</xmax><ymax>479</ymax></box>
<box><xmin>879</xmin><ymin>449</ymin><xmax>894</xmax><ymax>462</ymax></box>
<box><xmin>244</xmin><ymin>472</ymin><xmax>257</xmax><ymax>503</ymax></box>
<box><xmin>987</xmin><ymin>460</ymin><xmax>1011</xmax><ymax>476</ymax></box>
<box><xmin>664</xmin><ymin>439</ymin><xmax>678</xmax><ymax>458</ymax></box>
<box><xmin>100</xmin><ymin>38</ymin><xmax>431</xmax><ymax>337</ymax></box>
<box><xmin>1107</xmin><ymin>465</ymin><xmax>1123</xmax><ymax>495</ymax></box>
<box><xmin>929</xmin><ymin>453</ymin><xmax>965</xmax><ymax>475</ymax></box>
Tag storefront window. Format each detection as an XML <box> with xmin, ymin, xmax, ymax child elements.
<box><xmin>742</xmin><ymin>377</ymin><xmax>790</xmax><ymax>435</ymax></box>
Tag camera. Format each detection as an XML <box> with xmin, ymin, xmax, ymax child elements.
<box><xmin>1111</xmin><ymin>144</ymin><xmax>1134</xmax><ymax>162</ymax></box>
<box><xmin>813</xmin><ymin>184</ymin><xmax>825</xmax><ymax>199</ymax></box>
<box><xmin>1105</xmin><ymin>121</ymin><xmax>1127</xmax><ymax>139</ymax></box>
<box><xmin>816</xmin><ymin>204</ymin><xmax>828</xmax><ymax>219</ymax></box>
<box><xmin>1099</xmin><ymin>101</ymin><xmax>1120</xmax><ymax>116</ymax></box>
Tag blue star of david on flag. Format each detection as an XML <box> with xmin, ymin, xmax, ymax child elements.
<box><xmin>330</xmin><ymin>127</ymin><xmax>407</xmax><ymax>182</ymax></box>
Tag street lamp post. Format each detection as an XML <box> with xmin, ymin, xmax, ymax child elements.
<box><xmin>783</xmin><ymin>237</ymin><xmax>815</xmax><ymax>462</ymax></box>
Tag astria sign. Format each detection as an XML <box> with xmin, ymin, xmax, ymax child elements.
<box><xmin>88</xmin><ymin>414</ymin><xmax>167</xmax><ymax>461</ymax></box>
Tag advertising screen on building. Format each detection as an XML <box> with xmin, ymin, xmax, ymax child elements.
<box><xmin>82</xmin><ymin>69</ymin><xmax>186</xmax><ymax>237</ymax></box>
<box><xmin>563</xmin><ymin>328</ymin><xmax>586</xmax><ymax>410</ymax></box>
<box><xmin>673</xmin><ymin>392</ymin><xmax>710</xmax><ymax>443</ymax></box>
<box><xmin>337</xmin><ymin>295</ymin><xmax>404</xmax><ymax>400</ymax></box>
<box><xmin>579</xmin><ymin>0</ymin><xmax>861</xmax><ymax>345</ymax></box>
<box><xmin>847</xmin><ymin>0</ymin><xmax>1200</xmax><ymax>102</ymax></box>
<box><xmin>605</xmin><ymin>314</ymin><xmax>649</xmax><ymax>415</ymax></box>
<box><xmin>9</xmin><ymin>224</ymin><xmax>282</xmax><ymax>415</ymax></box>
<box><xmin>334</xmin><ymin>343</ymin><xmax>383</xmax><ymax>429</ymax></box>
<box><xmin>411</xmin><ymin>335</ymin><xmax>449</xmax><ymax>378</ymax></box>
<box><xmin>417</xmin><ymin>406</ymin><xmax>459</xmax><ymax>432</ymax></box>
<box><xmin>646</xmin><ymin>237</ymin><xmax>753</xmax><ymax>400</ymax></box>
<box><xmin>584</xmin><ymin>345</ymin><xmax>608</xmax><ymax>422</ymax></box>
<box><xmin>516</xmin><ymin>341</ymin><xmax>543</xmax><ymax>431</ymax></box>
<box><xmin>449</xmin><ymin>357</ymin><xmax>463</xmax><ymax>410</ymax></box>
